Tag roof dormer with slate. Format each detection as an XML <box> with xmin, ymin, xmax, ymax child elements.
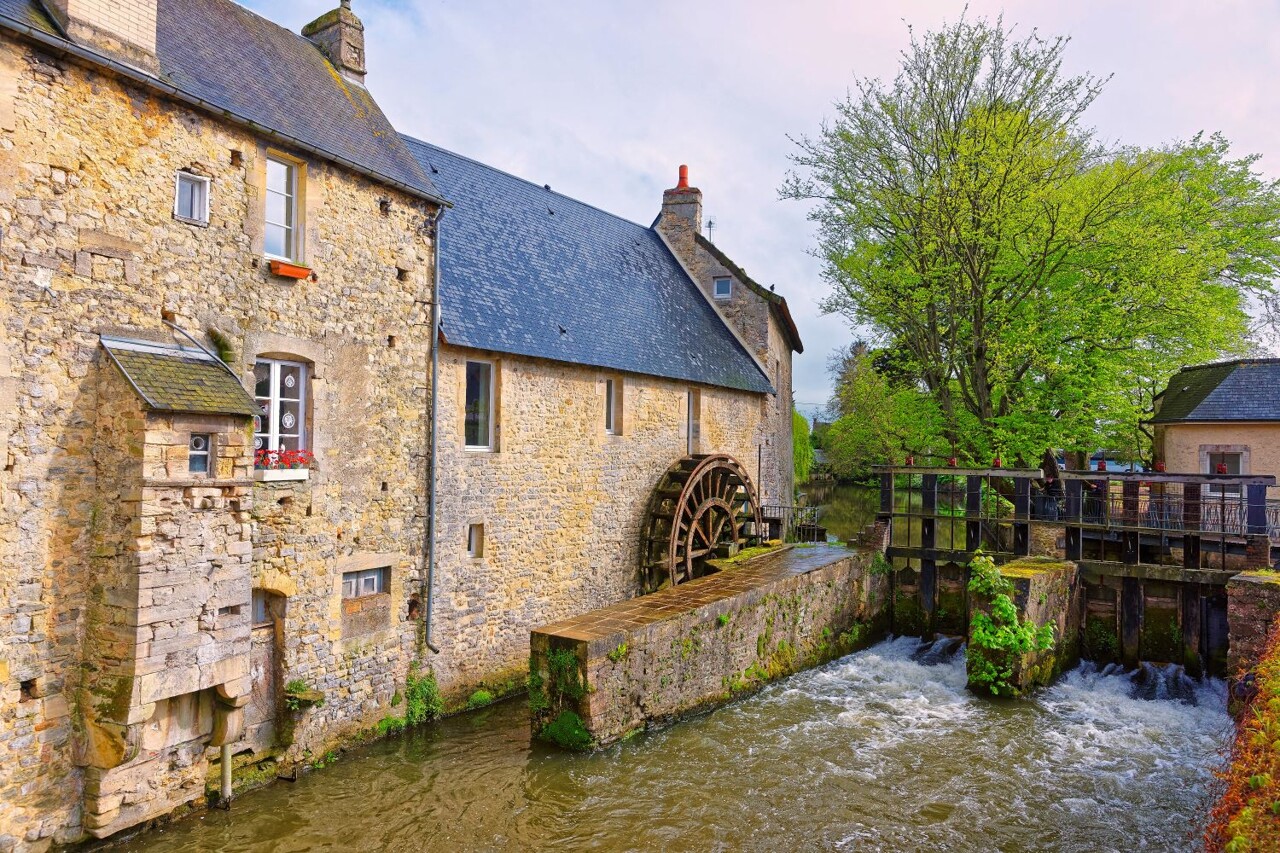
<box><xmin>1152</xmin><ymin>359</ymin><xmax>1280</xmax><ymax>423</ymax></box>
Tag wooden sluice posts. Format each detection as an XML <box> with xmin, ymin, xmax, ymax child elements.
<box><xmin>874</xmin><ymin>465</ymin><xmax>1279</xmax><ymax>676</ymax></box>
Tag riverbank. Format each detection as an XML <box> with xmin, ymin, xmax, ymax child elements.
<box><xmin>105</xmin><ymin>638</ymin><xmax>1230</xmax><ymax>852</ymax></box>
<box><xmin>1209</xmin><ymin>617</ymin><xmax>1280</xmax><ymax>851</ymax></box>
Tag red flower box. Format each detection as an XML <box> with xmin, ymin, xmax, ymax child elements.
<box><xmin>269</xmin><ymin>259</ymin><xmax>312</xmax><ymax>280</ymax></box>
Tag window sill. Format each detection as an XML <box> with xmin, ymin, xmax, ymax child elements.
<box><xmin>254</xmin><ymin>468</ymin><xmax>311</xmax><ymax>482</ymax></box>
<box><xmin>464</xmin><ymin>446</ymin><xmax>496</xmax><ymax>454</ymax></box>
<box><xmin>173</xmin><ymin>214</ymin><xmax>209</xmax><ymax>228</ymax></box>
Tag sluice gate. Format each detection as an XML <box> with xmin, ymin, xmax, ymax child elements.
<box><xmin>875</xmin><ymin>465</ymin><xmax>1279</xmax><ymax>677</ymax></box>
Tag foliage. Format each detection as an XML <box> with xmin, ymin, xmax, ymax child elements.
<box><xmin>717</xmin><ymin>613</ymin><xmax>731</xmax><ymax>627</ymax></box>
<box><xmin>607</xmin><ymin>643</ymin><xmax>629</xmax><ymax>663</ymax></box>
<box><xmin>1208</xmin><ymin>622</ymin><xmax>1280</xmax><ymax>851</ymax></box>
<box><xmin>823</xmin><ymin>352</ymin><xmax>949</xmax><ymax>475</ymax></box>
<box><xmin>793</xmin><ymin>408</ymin><xmax>815</xmax><ymax>485</ymax></box>
<box><xmin>375</xmin><ymin>715</ymin><xmax>406</xmax><ymax>737</ymax></box>
<box><xmin>546</xmin><ymin>648</ymin><xmax>586</xmax><ymax>702</ymax></box>
<box><xmin>783</xmin><ymin>14</ymin><xmax>1280</xmax><ymax>462</ymax></box>
<box><xmin>870</xmin><ymin>552</ymin><xmax>894</xmax><ymax>575</ymax></box>
<box><xmin>466</xmin><ymin>689</ymin><xmax>494</xmax><ymax>710</ymax></box>
<box><xmin>966</xmin><ymin>554</ymin><xmax>1054</xmax><ymax>696</ymax></box>
<box><xmin>540</xmin><ymin>710</ymin><xmax>594</xmax><ymax>750</ymax></box>
<box><xmin>527</xmin><ymin>657</ymin><xmax>549</xmax><ymax>715</ymax></box>
<box><xmin>283</xmin><ymin>679</ymin><xmax>323</xmax><ymax>713</ymax></box>
<box><xmin>404</xmin><ymin>664</ymin><xmax>443</xmax><ymax>725</ymax></box>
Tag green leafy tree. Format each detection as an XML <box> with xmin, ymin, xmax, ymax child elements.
<box><xmin>792</xmin><ymin>408</ymin><xmax>815</xmax><ymax>485</ymax></box>
<box><xmin>784</xmin><ymin>16</ymin><xmax>1280</xmax><ymax>461</ymax></box>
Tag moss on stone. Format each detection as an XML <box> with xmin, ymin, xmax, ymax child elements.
<box><xmin>539</xmin><ymin>710</ymin><xmax>594</xmax><ymax>751</ymax></box>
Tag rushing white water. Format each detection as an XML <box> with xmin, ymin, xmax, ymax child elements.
<box><xmin>114</xmin><ymin>637</ymin><xmax>1232</xmax><ymax>853</ymax></box>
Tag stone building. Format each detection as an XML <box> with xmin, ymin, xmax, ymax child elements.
<box><xmin>0</xmin><ymin>0</ymin><xmax>445</xmax><ymax>845</ymax></box>
<box><xmin>403</xmin><ymin>140</ymin><xmax>801</xmax><ymax>697</ymax></box>
<box><xmin>0</xmin><ymin>0</ymin><xmax>803</xmax><ymax>847</ymax></box>
<box><xmin>1153</xmin><ymin>359</ymin><xmax>1280</xmax><ymax>501</ymax></box>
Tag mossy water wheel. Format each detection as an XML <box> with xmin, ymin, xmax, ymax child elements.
<box><xmin>640</xmin><ymin>454</ymin><xmax>763</xmax><ymax>593</ymax></box>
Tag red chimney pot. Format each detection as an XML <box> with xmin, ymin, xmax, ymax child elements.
<box><xmin>676</xmin><ymin>164</ymin><xmax>689</xmax><ymax>189</ymax></box>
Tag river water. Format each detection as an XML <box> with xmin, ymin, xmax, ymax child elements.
<box><xmin>112</xmin><ymin>638</ymin><xmax>1230</xmax><ymax>853</ymax></box>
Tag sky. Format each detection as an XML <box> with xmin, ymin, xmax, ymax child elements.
<box><xmin>246</xmin><ymin>0</ymin><xmax>1280</xmax><ymax>420</ymax></box>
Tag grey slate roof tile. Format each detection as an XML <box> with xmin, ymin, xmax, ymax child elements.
<box><xmin>102</xmin><ymin>337</ymin><xmax>258</xmax><ymax>417</ymax></box>
<box><xmin>1153</xmin><ymin>359</ymin><xmax>1280</xmax><ymax>423</ymax></box>
<box><xmin>0</xmin><ymin>0</ymin><xmax>441</xmax><ymax>202</ymax></box>
<box><xmin>402</xmin><ymin>137</ymin><xmax>774</xmax><ymax>395</ymax></box>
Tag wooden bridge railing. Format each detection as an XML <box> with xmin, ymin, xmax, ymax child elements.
<box><xmin>873</xmin><ymin>466</ymin><xmax>1279</xmax><ymax>573</ymax></box>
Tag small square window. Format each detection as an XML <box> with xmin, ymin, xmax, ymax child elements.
<box><xmin>189</xmin><ymin>433</ymin><xmax>212</xmax><ymax>474</ymax></box>
<box><xmin>342</xmin><ymin>567</ymin><xmax>389</xmax><ymax>599</ymax></box>
<box><xmin>174</xmin><ymin>171</ymin><xmax>209</xmax><ymax>225</ymax></box>
<box><xmin>713</xmin><ymin>277</ymin><xmax>732</xmax><ymax>299</ymax></box>
<box><xmin>467</xmin><ymin>523</ymin><xmax>485</xmax><ymax>558</ymax></box>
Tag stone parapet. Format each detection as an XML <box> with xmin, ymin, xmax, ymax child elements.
<box><xmin>529</xmin><ymin>544</ymin><xmax>889</xmax><ymax>748</ymax></box>
<box><xmin>1227</xmin><ymin>571</ymin><xmax>1280</xmax><ymax>679</ymax></box>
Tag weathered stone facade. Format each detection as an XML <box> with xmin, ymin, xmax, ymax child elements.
<box><xmin>0</xmin><ymin>17</ymin><xmax>436</xmax><ymax>846</ymax></box>
<box><xmin>428</xmin><ymin>345</ymin><xmax>780</xmax><ymax>694</ymax></box>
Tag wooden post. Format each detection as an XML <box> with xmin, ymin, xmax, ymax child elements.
<box><xmin>1013</xmin><ymin>477</ymin><xmax>1030</xmax><ymax>556</ymax></box>
<box><xmin>1182</xmin><ymin>583</ymin><xmax>1202</xmax><ymax>678</ymax></box>
<box><xmin>1122</xmin><ymin>480</ymin><xmax>1140</xmax><ymax>564</ymax></box>
<box><xmin>1121</xmin><ymin>577</ymin><xmax>1142</xmax><ymax>668</ymax></box>
<box><xmin>965</xmin><ymin>475</ymin><xmax>982</xmax><ymax>553</ymax></box>
<box><xmin>920</xmin><ymin>474</ymin><xmax>937</xmax><ymax>629</ymax></box>
<box><xmin>1182</xmin><ymin>482</ymin><xmax>1201</xmax><ymax>570</ymax></box>
<box><xmin>1065</xmin><ymin>478</ymin><xmax>1082</xmax><ymax>561</ymax></box>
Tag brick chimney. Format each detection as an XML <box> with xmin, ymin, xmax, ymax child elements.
<box><xmin>44</xmin><ymin>0</ymin><xmax>159</xmax><ymax>73</ymax></box>
<box><xmin>655</xmin><ymin>164</ymin><xmax>703</xmax><ymax>261</ymax></box>
<box><xmin>303</xmin><ymin>1</ymin><xmax>367</xmax><ymax>86</ymax></box>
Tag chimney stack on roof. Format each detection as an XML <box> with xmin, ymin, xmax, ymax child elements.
<box><xmin>303</xmin><ymin>0</ymin><xmax>367</xmax><ymax>86</ymax></box>
<box><xmin>43</xmin><ymin>0</ymin><xmax>159</xmax><ymax>73</ymax></box>
<box><xmin>659</xmin><ymin>164</ymin><xmax>703</xmax><ymax>236</ymax></box>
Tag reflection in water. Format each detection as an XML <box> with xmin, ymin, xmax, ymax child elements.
<box><xmin>112</xmin><ymin>639</ymin><xmax>1230</xmax><ymax>853</ymax></box>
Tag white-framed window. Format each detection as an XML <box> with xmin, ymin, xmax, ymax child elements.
<box><xmin>254</xmin><ymin>358</ymin><xmax>308</xmax><ymax>452</ymax></box>
<box><xmin>342</xmin><ymin>567</ymin><xmax>389</xmax><ymax>599</ymax></box>
<box><xmin>464</xmin><ymin>360</ymin><xmax>495</xmax><ymax>450</ymax></box>
<box><xmin>265</xmin><ymin>156</ymin><xmax>298</xmax><ymax>260</ymax></box>
<box><xmin>174</xmin><ymin>171</ymin><xmax>210</xmax><ymax>225</ymax></box>
<box><xmin>605</xmin><ymin>377</ymin><xmax>620</xmax><ymax>435</ymax></box>
<box><xmin>188</xmin><ymin>433</ymin><xmax>212</xmax><ymax>474</ymax></box>
<box><xmin>713</xmin><ymin>276</ymin><xmax>732</xmax><ymax>299</ymax></box>
<box><xmin>467</xmin><ymin>523</ymin><xmax>485</xmax><ymax>558</ymax></box>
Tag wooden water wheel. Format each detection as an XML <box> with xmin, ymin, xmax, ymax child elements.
<box><xmin>640</xmin><ymin>453</ymin><xmax>763</xmax><ymax>593</ymax></box>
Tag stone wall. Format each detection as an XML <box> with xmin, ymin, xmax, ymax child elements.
<box><xmin>428</xmin><ymin>345</ymin><xmax>773</xmax><ymax>699</ymax></box>
<box><xmin>1227</xmin><ymin>572</ymin><xmax>1280</xmax><ymax>680</ymax></box>
<box><xmin>530</xmin><ymin>544</ymin><xmax>889</xmax><ymax>746</ymax></box>
<box><xmin>0</xmin><ymin>33</ymin><xmax>435</xmax><ymax>847</ymax></box>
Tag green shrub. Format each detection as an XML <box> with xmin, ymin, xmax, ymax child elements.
<box><xmin>405</xmin><ymin>664</ymin><xmax>443</xmax><ymax>725</ymax></box>
<box><xmin>466</xmin><ymin>689</ymin><xmax>494</xmax><ymax>710</ymax></box>
<box><xmin>966</xmin><ymin>553</ymin><xmax>1054</xmax><ymax>696</ymax></box>
<box><xmin>607</xmin><ymin>643</ymin><xmax>628</xmax><ymax>663</ymax></box>
<box><xmin>539</xmin><ymin>710</ymin><xmax>593</xmax><ymax>750</ymax></box>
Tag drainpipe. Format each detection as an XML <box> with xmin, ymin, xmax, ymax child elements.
<box><xmin>219</xmin><ymin>743</ymin><xmax>232</xmax><ymax>807</ymax></box>
<box><xmin>422</xmin><ymin>207</ymin><xmax>444</xmax><ymax>655</ymax></box>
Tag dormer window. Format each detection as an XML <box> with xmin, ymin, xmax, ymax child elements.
<box><xmin>713</xmin><ymin>277</ymin><xmax>732</xmax><ymax>299</ymax></box>
<box><xmin>174</xmin><ymin>171</ymin><xmax>209</xmax><ymax>225</ymax></box>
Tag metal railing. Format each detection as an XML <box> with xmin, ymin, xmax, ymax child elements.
<box><xmin>760</xmin><ymin>504</ymin><xmax>823</xmax><ymax>543</ymax></box>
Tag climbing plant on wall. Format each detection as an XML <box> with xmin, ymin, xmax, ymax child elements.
<box><xmin>966</xmin><ymin>554</ymin><xmax>1055</xmax><ymax>697</ymax></box>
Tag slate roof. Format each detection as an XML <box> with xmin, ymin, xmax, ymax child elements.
<box><xmin>101</xmin><ymin>337</ymin><xmax>258</xmax><ymax>417</ymax></box>
<box><xmin>0</xmin><ymin>0</ymin><xmax>443</xmax><ymax>203</ymax></box>
<box><xmin>402</xmin><ymin>137</ymin><xmax>774</xmax><ymax>395</ymax></box>
<box><xmin>694</xmin><ymin>233</ymin><xmax>803</xmax><ymax>354</ymax></box>
<box><xmin>1152</xmin><ymin>359</ymin><xmax>1280</xmax><ymax>423</ymax></box>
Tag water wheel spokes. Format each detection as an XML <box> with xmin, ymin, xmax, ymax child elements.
<box><xmin>640</xmin><ymin>453</ymin><xmax>763</xmax><ymax>593</ymax></box>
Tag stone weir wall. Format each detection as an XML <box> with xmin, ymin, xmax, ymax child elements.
<box><xmin>529</xmin><ymin>544</ymin><xmax>890</xmax><ymax>748</ymax></box>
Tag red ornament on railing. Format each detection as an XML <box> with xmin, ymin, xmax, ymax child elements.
<box><xmin>948</xmin><ymin>457</ymin><xmax>958</xmax><ymax>467</ymax></box>
<box><xmin>992</xmin><ymin>457</ymin><xmax>1002</xmax><ymax>469</ymax></box>
<box><xmin>1096</xmin><ymin>458</ymin><xmax>1108</xmax><ymax>472</ymax></box>
<box><xmin>1154</xmin><ymin>460</ymin><xmax>1166</xmax><ymax>473</ymax></box>
<box><xmin>1216</xmin><ymin>462</ymin><xmax>1229</xmax><ymax>475</ymax></box>
<box><xmin>905</xmin><ymin>455</ymin><xmax>915</xmax><ymax>467</ymax></box>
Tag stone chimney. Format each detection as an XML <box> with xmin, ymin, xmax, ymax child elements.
<box><xmin>655</xmin><ymin>164</ymin><xmax>703</xmax><ymax>261</ymax></box>
<box><xmin>303</xmin><ymin>1</ymin><xmax>367</xmax><ymax>86</ymax></box>
<box><xmin>44</xmin><ymin>0</ymin><xmax>159</xmax><ymax>73</ymax></box>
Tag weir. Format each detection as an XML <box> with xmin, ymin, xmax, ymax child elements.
<box><xmin>877</xmin><ymin>466</ymin><xmax>1279</xmax><ymax>678</ymax></box>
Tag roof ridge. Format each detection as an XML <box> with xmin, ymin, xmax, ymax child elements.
<box><xmin>400</xmin><ymin>134</ymin><xmax>657</xmax><ymax>235</ymax></box>
<box><xmin>1176</xmin><ymin>357</ymin><xmax>1280</xmax><ymax>372</ymax></box>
